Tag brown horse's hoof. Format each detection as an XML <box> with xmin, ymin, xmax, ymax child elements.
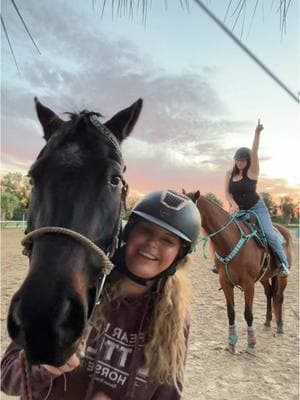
<box><xmin>246</xmin><ymin>347</ymin><xmax>256</xmax><ymax>356</ymax></box>
<box><xmin>226</xmin><ymin>344</ymin><xmax>236</xmax><ymax>354</ymax></box>
<box><xmin>277</xmin><ymin>327</ymin><xmax>284</xmax><ymax>334</ymax></box>
<box><xmin>264</xmin><ymin>322</ymin><xmax>271</xmax><ymax>329</ymax></box>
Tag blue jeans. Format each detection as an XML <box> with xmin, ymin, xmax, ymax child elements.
<box><xmin>249</xmin><ymin>198</ymin><xmax>289</xmax><ymax>266</ymax></box>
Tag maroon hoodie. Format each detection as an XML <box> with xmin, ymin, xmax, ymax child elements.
<box><xmin>1</xmin><ymin>293</ymin><xmax>188</xmax><ymax>399</ymax></box>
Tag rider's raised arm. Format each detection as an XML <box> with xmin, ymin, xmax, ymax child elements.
<box><xmin>249</xmin><ymin>119</ymin><xmax>263</xmax><ymax>179</ymax></box>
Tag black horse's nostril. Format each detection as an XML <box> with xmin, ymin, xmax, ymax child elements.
<box><xmin>7</xmin><ymin>298</ymin><xmax>26</xmax><ymax>347</ymax></box>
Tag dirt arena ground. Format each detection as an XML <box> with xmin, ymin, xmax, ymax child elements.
<box><xmin>1</xmin><ymin>229</ymin><xmax>299</xmax><ymax>400</ymax></box>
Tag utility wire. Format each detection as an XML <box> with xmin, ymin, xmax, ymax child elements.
<box><xmin>192</xmin><ymin>0</ymin><xmax>299</xmax><ymax>103</ymax></box>
<box><xmin>10</xmin><ymin>0</ymin><xmax>41</xmax><ymax>54</ymax></box>
<box><xmin>1</xmin><ymin>15</ymin><xmax>20</xmax><ymax>74</ymax></box>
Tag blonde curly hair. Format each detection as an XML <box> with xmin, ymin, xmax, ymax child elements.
<box><xmin>92</xmin><ymin>255</ymin><xmax>192</xmax><ymax>394</ymax></box>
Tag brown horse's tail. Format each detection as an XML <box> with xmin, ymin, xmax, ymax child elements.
<box><xmin>273</xmin><ymin>223</ymin><xmax>293</xmax><ymax>268</ymax></box>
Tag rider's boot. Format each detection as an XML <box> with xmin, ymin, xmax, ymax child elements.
<box><xmin>278</xmin><ymin>262</ymin><xmax>289</xmax><ymax>278</ymax></box>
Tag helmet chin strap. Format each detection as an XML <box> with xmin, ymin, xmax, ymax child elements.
<box><xmin>117</xmin><ymin>261</ymin><xmax>178</xmax><ymax>287</ymax></box>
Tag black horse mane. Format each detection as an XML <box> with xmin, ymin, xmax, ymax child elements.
<box><xmin>64</xmin><ymin>110</ymin><xmax>102</xmax><ymax>120</ymax></box>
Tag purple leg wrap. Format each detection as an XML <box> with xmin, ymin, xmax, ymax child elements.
<box><xmin>247</xmin><ymin>326</ymin><xmax>256</xmax><ymax>348</ymax></box>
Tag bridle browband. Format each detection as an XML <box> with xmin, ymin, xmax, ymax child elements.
<box><xmin>89</xmin><ymin>114</ymin><xmax>122</xmax><ymax>156</ymax></box>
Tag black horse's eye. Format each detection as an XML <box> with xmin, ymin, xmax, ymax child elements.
<box><xmin>110</xmin><ymin>175</ymin><xmax>122</xmax><ymax>187</ymax></box>
<box><xmin>29</xmin><ymin>177</ymin><xmax>34</xmax><ymax>187</ymax></box>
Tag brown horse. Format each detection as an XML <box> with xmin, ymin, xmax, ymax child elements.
<box><xmin>183</xmin><ymin>190</ymin><xmax>292</xmax><ymax>354</ymax></box>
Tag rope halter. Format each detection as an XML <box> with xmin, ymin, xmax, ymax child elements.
<box><xmin>21</xmin><ymin>226</ymin><xmax>114</xmax><ymax>305</ymax></box>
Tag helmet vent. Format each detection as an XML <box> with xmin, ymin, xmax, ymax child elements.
<box><xmin>161</xmin><ymin>191</ymin><xmax>189</xmax><ymax>210</ymax></box>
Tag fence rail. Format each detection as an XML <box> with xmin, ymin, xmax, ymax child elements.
<box><xmin>0</xmin><ymin>220</ymin><xmax>27</xmax><ymax>228</ymax></box>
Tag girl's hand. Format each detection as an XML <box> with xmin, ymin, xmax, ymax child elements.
<box><xmin>255</xmin><ymin>118</ymin><xmax>264</xmax><ymax>134</ymax></box>
<box><xmin>42</xmin><ymin>337</ymin><xmax>87</xmax><ymax>376</ymax></box>
<box><xmin>91</xmin><ymin>393</ymin><xmax>112</xmax><ymax>400</ymax></box>
<box><xmin>229</xmin><ymin>203</ymin><xmax>239</xmax><ymax>213</ymax></box>
<box><xmin>42</xmin><ymin>351</ymin><xmax>81</xmax><ymax>376</ymax></box>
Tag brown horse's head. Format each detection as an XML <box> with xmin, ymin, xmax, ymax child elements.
<box><xmin>182</xmin><ymin>189</ymin><xmax>200</xmax><ymax>204</ymax></box>
<box><xmin>182</xmin><ymin>188</ymin><xmax>231</xmax><ymax>239</ymax></box>
<box><xmin>7</xmin><ymin>97</ymin><xmax>142</xmax><ymax>366</ymax></box>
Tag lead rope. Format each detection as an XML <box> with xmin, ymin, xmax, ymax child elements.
<box><xmin>20</xmin><ymin>351</ymin><xmax>67</xmax><ymax>400</ymax></box>
<box><xmin>20</xmin><ymin>351</ymin><xmax>32</xmax><ymax>400</ymax></box>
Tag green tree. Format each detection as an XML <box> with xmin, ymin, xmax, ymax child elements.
<box><xmin>280</xmin><ymin>196</ymin><xmax>295</xmax><ymax>224</ymax></box>
<box><xmin>1</xmin><ymin>172</ymin><xmax>31</xmax><ymax>220</ymax></box>
<box><xmin>1</xmin><ymin>192</ymin><xmax>19</xmax><ymax>219</ymax></box>
<box><xmin>121</xmin><ymin>195</ymin><xmax>140</xmax><ymax>221</ymax></box>
<box><xmin>293</xmin><ymin>202</ymin><xmax>300</xmax><ymax>224</ymax></box>
<box><xmin>272</xmin><ymin>204</ymin><xmax>279</xmax><ymax>216</ymax></box>
<box><xmin>204</xmin><ymin>192</ymin><xmax>223</xmax><ymax>207</ymax></box>
<box><xmin>260</xmin><ymin>192</ymin><xmax>276</xmax><ymax>214</ymax></box>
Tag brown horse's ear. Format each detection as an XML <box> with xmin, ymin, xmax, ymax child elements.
<box><xmin>182</xmin><ymin>188</ymin><xmax>187</xmax><ymax>195</ymax></box>
<box><xmin>194</xmin><ymin>190</ymin><xmax>201</xmax><ymax>201</ymax></box>
<box><xmin>104</xmin><ymin>98</ymin><xmax>143</xmax><ymax>143</ymax></box>
<box><xmin>34</xmin><ymin>97</ymin><xmax>64</xmax><ymax>141</ymax></box>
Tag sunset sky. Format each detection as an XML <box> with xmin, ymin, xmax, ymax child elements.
<box><xmin>1</xmin><ymin>0</ymin><xmax>299</xmax><ymax>207</ymax></box>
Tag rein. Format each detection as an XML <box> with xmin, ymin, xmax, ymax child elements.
<box><xmin>199</xmin><ymin>212</ymin><xmax>237</xmax><ymax>259</ymax></box>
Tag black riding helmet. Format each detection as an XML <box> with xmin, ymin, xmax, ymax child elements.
<box><xmin>234</xmin><ymin>147</ymin><xmax>251</xmax><ymax>161</ymax></box>
<box><xmin>124</xmin><ymin>190</ymin><xmax>201</xmax><ymax>255</ymax></box>
<box><xmin>119</xmin><ymin>190</ymin><xmax>201</xmax><ymax>286</ymax></box>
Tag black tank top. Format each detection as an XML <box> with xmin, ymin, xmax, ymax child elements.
<box><xmin>229</xmin><ymin>174</ymin><xmax>259</xmax><ymax>210</ymax></box>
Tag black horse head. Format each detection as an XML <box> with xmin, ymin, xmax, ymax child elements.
<box><xmin>7</xmin><ymin>97</ymin><xmax>142</xmax><ymax>366</ymax></box>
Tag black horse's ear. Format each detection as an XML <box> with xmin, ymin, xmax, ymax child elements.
<box><xmin>34</xmin><ymin>97</ymin><xmax>64</xmax><ymax>141</ymax></box>
<box><xmin>104</xmin><ymin>98</ymin><xmax>143</xmax><ymax>143</ymax></box>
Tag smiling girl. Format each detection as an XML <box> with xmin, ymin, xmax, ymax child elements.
<box><xmin>1</xmin><ymin>190</ymin><xmax>201</xmax><ymax>400</ymax></box>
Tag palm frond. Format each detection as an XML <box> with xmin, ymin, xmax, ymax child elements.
<box><xmin>97</xmin><ymin>0</ymin><xmax>292</xmax><ymax>35</ymax></box>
